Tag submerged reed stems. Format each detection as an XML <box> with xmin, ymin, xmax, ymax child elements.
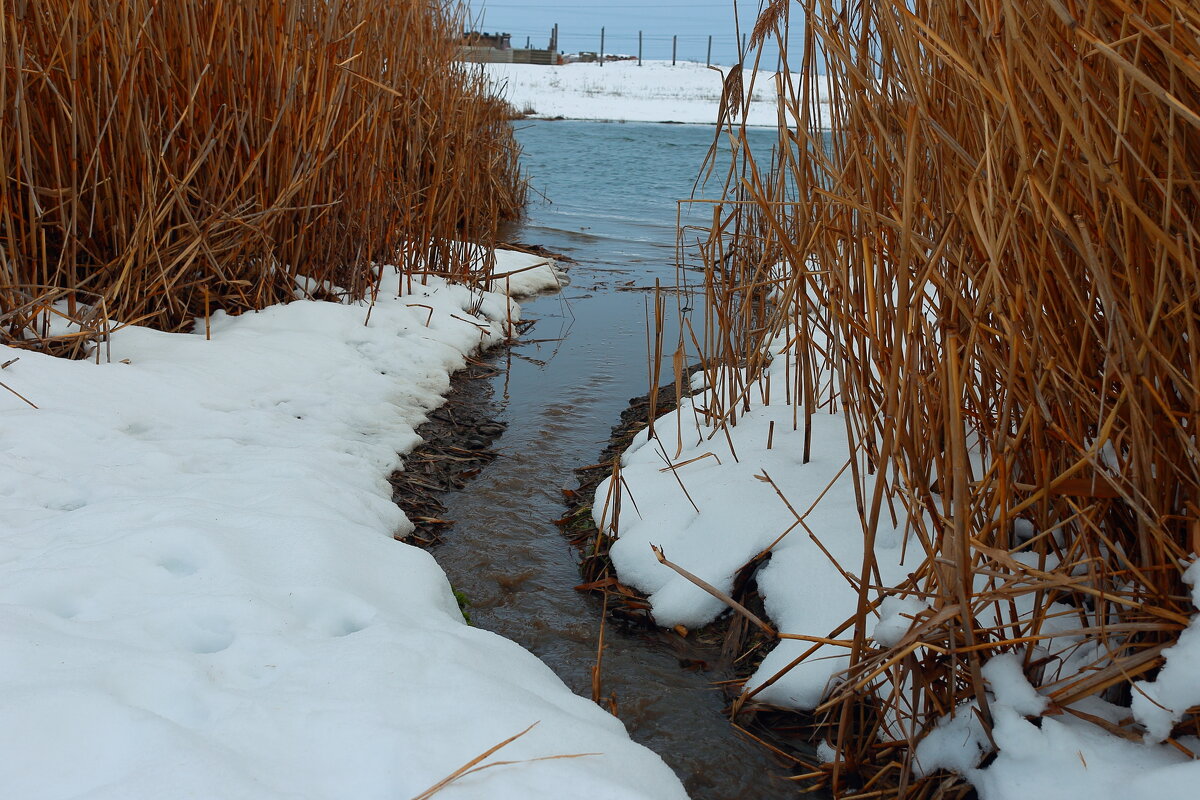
<box><xmin>1</xmin><ymin>0</ymin><xmax>525</xmax><ymax>353</ymax></box>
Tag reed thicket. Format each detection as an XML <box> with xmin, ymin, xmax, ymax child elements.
<box><xmin>689</xmin><ymin>1</ymin><xmax>1200</xmax><ymax>796</ymax></box>
<box><xmin>1</xmin><ymin>0</ymin><xmax>524</xmax><ymax>355</ymax></box>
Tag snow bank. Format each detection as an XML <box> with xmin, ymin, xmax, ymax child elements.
<box><xmin>490</xmin><ymin>248</ymin><xmax>566</xmax><ymax>296</ymax></box>
<box><xmin>599</xmin><ymin>346</ymin><xmax>1200</xmax><ymax>798</ymax></box>
<box><xmin>1132</xmin><ymin>561</ymin><xmax>1200</xmax><ymax>743</ymax></box>
<box><xmin>916</xmin><ymin>653</ymin><xmax>1200</xmax><ymax>800</ymax></box>
<box><xmin>594</xmin><ymin>363</ymin><xmax>911</xmax><ymax>709</ymax></box>
<box><xmin>484</xmin><ymin>60</ymin><xmax>827</xmax><ymax>127</ymax></box>
<box><xmin>0</xmin><ymin>260</ymin><xmax>686</xmax><ymax>800</ymax></box>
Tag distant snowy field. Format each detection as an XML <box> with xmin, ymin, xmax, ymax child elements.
<box><xmin>0</xmin><ymin>252</ymin><xmax>687</xmax><ymax>800</ymax></box>
<box><xmin>483</xmin><ymin>60</ymin><xmax>823</xmax><ymax>127</ymax></box>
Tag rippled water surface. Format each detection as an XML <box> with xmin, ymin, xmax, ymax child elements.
<box><xmin>431</xmin><ymin>120</ymin><xmax>814</xmax><ymax>799</ymax></box>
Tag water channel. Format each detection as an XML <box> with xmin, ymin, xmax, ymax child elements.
<box><xmin>430</xmin><ymin>120</ymin><xmax>813</xmax><ymax>799</ymax></box>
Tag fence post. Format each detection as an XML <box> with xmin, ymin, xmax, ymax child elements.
<box><xmin>707</xmin><ymin>35</ymin><xmax>712</xmax><ymax>67</ymax></box>
<box><xmin>672</xmin><ymin>34</ymin><xmax>677</xmax><ymax>65</ymax></box>
<box><xmin>638</xmin><ymin>31</ymin><xmax>643</xmax><ymax>66</ymax></box>
<box><xmin>600</xmin><ymin>26</ymin><xmax>605</xmax><ymax>66</ymax></box>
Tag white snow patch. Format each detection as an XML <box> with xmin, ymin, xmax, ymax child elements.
<box><xmin>0</xmin><ymin>257</ymin><xmax>684</xmax><ymax>800</ymax></box>
<box><xmin>972</xmin><ymin>704</ymin><xmax>1198</xmax><ymax>800</ymax></box>
<box><xmin>983</xmin><ymin>654</ymin><xmax>1049</xmax><ymax>717</ymax></box>
<box><xmin>1132</xmin><ymin>559</ymin><xmax>1200</xmax><ymax>742</ymax></box>
<box><xmin>490</xmin><ymin>248</ymin><xmax>566</xmax><ymax>296</ymax></box>
<box><xmin>871</xmin><ymin>596</ymin><xmax>929</xmax><ymax>648</ymax></box>
<box><xmin>595</xmin><ymin>360</ymin><xmax>909</xmax><ymax>710</ymax></box>
<box><xmin>484</xmin><ymin>60</ymin><xmax>830</xmax><ymax>127</ymax></box>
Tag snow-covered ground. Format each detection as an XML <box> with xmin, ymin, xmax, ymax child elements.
<box><xmin>0</xmin><ymin>251</ymin><xmax>688</xmax><ymax>800</ymax></box>
<box><xmin>597</xmin><ymin>343</ymin><xmax>1200</xmax><ymax>799</ymax></box>
<box><xmin>483</xmin><ymin>60</ymin><xmax>823</xmax><ymax>127</ymax></box>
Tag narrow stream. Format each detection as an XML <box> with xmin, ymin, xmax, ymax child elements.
<box><xmin>432</xmin><ymin>120</ymin><xmax>809</xmax><ymax>798</ymax></box>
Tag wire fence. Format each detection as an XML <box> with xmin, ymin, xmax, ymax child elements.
<box><xmin>503</xmin><ymin>25</ymin><xmax>796</xmax><ymax>68</ymax></box>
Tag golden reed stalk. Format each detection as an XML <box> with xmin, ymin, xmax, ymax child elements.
<box><xmin>692</xmin><ymin>2</ymin><xmax>1200</xmax><ymax>796</ymax></box>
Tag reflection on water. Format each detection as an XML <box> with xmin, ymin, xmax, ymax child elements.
<box><xmin>431</xmin><ymin>120</ymin><xmax>817</xmax><ymax>799</ymax></box>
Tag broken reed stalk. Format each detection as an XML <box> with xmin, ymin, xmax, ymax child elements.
<box><xmin>409</xmin><ymin>721</ymin><xmax>597</xmax><ymax>800</ymax></box>
<box><xmin>0</xmin><ymin>0</ymin><xmax>525</xmax><ymax>353</ymax></box>
<box><xmin>684</xmin><ymin>1</ymin><xmax>1200</xmax><ymax>797</ymax></box>
<box><xmin>592</xmin><ymin>590</ymin><xmax>608</xmax><ymax>705</ymax></box>
<box><xmin>651</xmin><ymin>544</ymin><xmax>776</xmax><ymax>638</ymax></box>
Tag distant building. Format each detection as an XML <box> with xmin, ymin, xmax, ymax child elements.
<box><xmin>460</xmin><ymin>31</ymin><xmax>513</xmax><ymax>63</ymax></box>
<box><xmin>459</xmin><ymin>29</ymin><xmax>558</xmax><ymax>65</ymax></box>
<box><xmin>464</xmin><ymin>31</ymin><xmax>511</xmax><ymax>50</ymax></box>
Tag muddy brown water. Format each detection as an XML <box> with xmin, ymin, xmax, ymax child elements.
<box><xmin>427</xmin><ymin>120</ymin><xmax>820</xmax><ymax>798</ymax></box>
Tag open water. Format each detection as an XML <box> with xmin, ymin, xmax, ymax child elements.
<box><xmin>431</xmin><ymin>120</ymin><xmax>813</xmax><ymax>799</ymax></box>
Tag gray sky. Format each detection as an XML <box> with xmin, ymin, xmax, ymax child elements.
<box><xmin>462</xmin><ymin>1</ymin><xmax>799</xmax><ymax>67</ymax></box>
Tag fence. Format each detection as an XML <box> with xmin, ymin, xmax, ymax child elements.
<box><xmin>459</xmin><ymin>46</ymin><xmax>557</xmax><ymax>65</ymax></box>
<box><xmin>460</xmin><ymin>25</ymin><xmax>795</xmax><ymax>69</ymax></box>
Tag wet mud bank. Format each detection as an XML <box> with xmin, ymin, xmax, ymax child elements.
<box><xmin>388</xmin><ymin>357</ymin><xmax>507</xmax><ymax>547</ymax></box>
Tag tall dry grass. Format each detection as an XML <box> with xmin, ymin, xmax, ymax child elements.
<box><xmin>690</xmin><ymin>1</ymin><xmax>1200</xmax><ymax>796</ymax></box>
<box><xmin>1</xmin><ymin>0</ymin><xmax>524</xmax><ymax>355</ymax></box>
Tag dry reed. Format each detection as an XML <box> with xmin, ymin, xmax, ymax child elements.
<box><xmin>1</xmin><ymin>0</ymin><xmax>525</xmax><ymax>355</ymax></box>
<box><xmin>681</xmin><ymin>1</ymin><xmax>1200</xmax><ymax>796</ymax></box>
<box><xmin>409</xmin><ymin>722</ymin><xmax>596</xmax><ymax>800</ymax></box>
